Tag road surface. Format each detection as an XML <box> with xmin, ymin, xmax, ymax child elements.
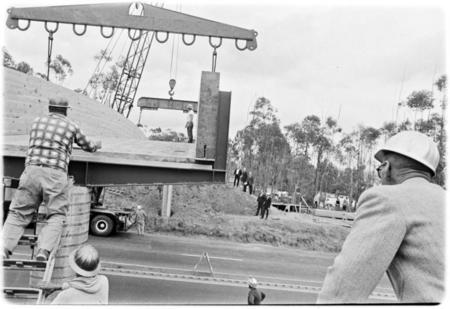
<box><xmin>4</xmin><ymin>230</ymin><xmax>396</xmax><ymax>305</ymax></box>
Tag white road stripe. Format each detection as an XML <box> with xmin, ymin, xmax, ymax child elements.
<box><xmin>180</xmin><ymin>253</ymin><xmax>243</xmax><ymax>261</ymax></box>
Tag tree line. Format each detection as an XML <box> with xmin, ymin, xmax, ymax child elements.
<box><xmin>228</xmin><ymin>76</ymin><xmax>446</xmax><ymax>206</ymax></box>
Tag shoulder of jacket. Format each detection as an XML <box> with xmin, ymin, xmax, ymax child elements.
<box><xmin>359</xmin><ymin>185</ymin><xmax>393</xmax><ymax>200</ymax></box>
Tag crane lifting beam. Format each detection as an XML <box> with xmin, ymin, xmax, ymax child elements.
<box><xmin>6</xmin><ymin>2</ymin><xmax>258</xmax><ymax>51</ymax></box>
<box><xmin>137</xmin><ymin>97</ymin><xmax>198</xmax><ymax>113</ymax></box>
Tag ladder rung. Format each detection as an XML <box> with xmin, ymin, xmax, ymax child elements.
<box><xmin>4</xmin><ymin>287</ymin><xmax>40</xmax><ymax>297</ymax></box>
<box><xmin>3</xmin><ymin>259</ymin><xmax>47</xmax><ymax>270</ymax></box>
<box><xmin>18</xmin><ymin>234</ymin><xmax>38</xmax><ymax>246</ymax></box>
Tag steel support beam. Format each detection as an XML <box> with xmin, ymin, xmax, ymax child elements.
<box><xmin>6</xmin><ymin>3</ymin><xmax>257</xmax><ymax>50</ymax></box>
<box><xmin>2</xmin><ymin>156</ymin><xmax>225</xmax><ymax>186</ymax></box>
<box><xmin>137</xmin><ymin>97</ymin><xmax>198</xmax><ymax>113</ymax></box>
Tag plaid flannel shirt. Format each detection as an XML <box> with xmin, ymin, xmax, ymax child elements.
<box><xmin>25</xmin><ymin>113</ymin><xmax>98</xmax><ymax>173</ymax></box>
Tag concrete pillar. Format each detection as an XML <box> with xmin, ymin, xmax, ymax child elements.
<box><xmin>196</xmin><ymin>71</ymin><xmax>220</xmax><ymax>159</ymax></box>
<box><xmin>161</xmin><ymin>184</ymin><xmax>173</xmax><ymax>219</ymax></box>
<box><xmin>30</xmin><ymin>185</ymin><xmax>90</xmax><ymax>286</ymax></box>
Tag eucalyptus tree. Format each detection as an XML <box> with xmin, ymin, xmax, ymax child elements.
<box><xmin>49</xmin><ymin>54</ymin><xmax>73</xmax><ymax>84</ymax></box>
<box><xmin>232</xmin><ymin>97</ymin><xmax>291</xmax><ymax>193</ymax></box>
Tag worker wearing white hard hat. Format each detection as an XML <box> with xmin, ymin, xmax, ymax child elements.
<box><xmin>318</xmin><ymin>130</ymin><xmax>444</xmax><ymax>304</ymax></box>
<box><xmin>52</xmin><ymin>244</ymin><xmax>109</xmax><ymax>304</ymax></box>
<box><xmin>374</xmin><ymin>130</ymin><xmax>440</xmax><ymax>177</ymax></box>
<box><xmin>134</xmin><ymin>205</ymin><xmax>147</xmax><ymax>236</ymax></box>
<box><xmin>247</xmin><ymin>277</ymin><xmax>265</xmax><ymax>305</ymax></box>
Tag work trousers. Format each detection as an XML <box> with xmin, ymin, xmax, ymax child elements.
<box><xmin>233</xmin><ymin>176</ymin><xmax>240</xmax><ymax>187</ymax></box>
<box><xmin>136</xmin><ymin>221</ymin><xmax>145</xmax><ymax>235</ymax></box>
<box><xmin>3</xmin><ymin>165</ymin><xmax>69</xmax><ymax>253</ymax></box>
<box><xmin>255</xmin><ymin>205</ymin><xmax>262</xmax><ymax>216</ymax></box>
<box><xmin>186</xmin><ymin>121</ymin><xmax>194</xmax><ymax>143</ymax></box>
<box><xmin>261</xmin><ymin>207</ymin><xmax>269</xmax><ymax>219</ymax></box>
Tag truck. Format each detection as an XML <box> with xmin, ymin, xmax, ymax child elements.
<box><xmin>2</xmin><ymin>178</ymin><xmax>135</xmax><ymax>237</ymax></box>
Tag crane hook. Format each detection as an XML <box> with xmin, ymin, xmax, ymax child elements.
<box><xmin>168</xmin><ymin>78</ymin><xmax>176</xmax><ymax>99</ymax></box>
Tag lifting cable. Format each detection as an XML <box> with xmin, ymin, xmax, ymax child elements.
<box><xmin>45</xmin><ymin>22</ymin><xmax>59</xmax><ymax>81</ymax></box>
<box><xmin>83</xmin><ymin>29</ymin><xmax>124</xmax><ymax>95</ymax></box>
<box><xmin>168</xmin><ymin>2</ymin><xmax>182</xmax><ymax>99</ymax></box>
<box><xmin>46</xmin><ymin>32</ymin><xmax>53</xmax><ymax>81</ymax></box>
<box><xmin>209</xmin><ymin>37</ymin><xmax>222</xmax><ymax>73</ymax></box>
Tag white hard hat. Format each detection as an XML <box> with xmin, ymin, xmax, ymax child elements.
<box><xmin>137</xmin><ymin>205</ymin><xmax>142</xmax><ymax>210</ymax></box>
<box><xmin>374</xmin><ymin>130</ymin><xmax>439</xmax><ymax>176</ymax></box>
<box><xmin>68</xmin><ymin>244</ymin><xmax>100</xmax><ymax>277</ymax></box>
<box><xmin>247</xmin><ymin>277</ymin><xmax>258</xmax><ymax>288</ymax></box>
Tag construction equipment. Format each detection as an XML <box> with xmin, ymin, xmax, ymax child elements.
<box><xmin>193</xmin><ymin>251</ymin><xmax>214</xmax><ymax>277</ymax></box>
<box><xmin>6</xmin><ymin>2</ymin><xmax>258</xmax><ymax>118</ymax></box>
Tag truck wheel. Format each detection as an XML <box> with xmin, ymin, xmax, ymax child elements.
<box><xmin>90</xmin><ymin>215</ymin><xmax>114</xmax><ymax>236</ymax></box>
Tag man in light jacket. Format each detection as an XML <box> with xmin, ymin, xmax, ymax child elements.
<box><xmin>317</xmin><ymin>131</ymin><xmax>444</xmax><ymax>304</ymax></box>
<box><xmin>52</xmin><ymin>244</ymin><xmax>109</xmax><ymax>304</ymax></box>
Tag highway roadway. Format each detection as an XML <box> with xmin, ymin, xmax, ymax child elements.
<box><xmin>4</xmin><ymin>230</ymin><xmax>397</xmax><ymax>305</ymax></box>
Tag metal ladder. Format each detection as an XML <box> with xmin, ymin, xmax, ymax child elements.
<box><xmin>3</xmin><ymin>223</ymin><xmax>62</xmax><ymax>304</ymax></box>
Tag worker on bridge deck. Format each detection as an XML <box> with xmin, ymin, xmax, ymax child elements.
<box><xmin>317</xmin><ymin>131</ymin><xmax>444</xmax><ymax>304</ymax></box>
<box><xmin>185</xmin><ymin>104</ymin><xmax>195</xmax><ymax>143</ymax></box>
<box><xmin>3</xmin><ymin>97</ymin><xmax>102</xmax><ymax>261</ymax></box>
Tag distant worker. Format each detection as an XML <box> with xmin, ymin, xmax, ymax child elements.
<box><xmin>185</xmin><ymin>104</ymin><xmax>195</xmax><ymax>143</ymax></box>
<box><xmin>342</xmin><ymin>198</ymin><xmax>348</xmax><ymax>212</ymax></box>
<box><xmin>233</xmin><ymin>167</ymin><xmax>242</xmax><ymax>187</ymax></box>
<box><xmin>247</xmin><ymin>172</ymin><xmax>254</xmax><ymax>195</ymax></box>
<box><xmin>2</xmin><ymin>98</ymin><xmax>101</xmax><ymax>261</ymax></box>
<box><xmin>241</xmin><ymin>168</ymin><xmax>248</xmax><ymax>192</ymax></box>
<box><xmin>247</xmin><ymin>277</ymin><xmax>265</xmax><ymax>305</ymax></box>
<box><xmin>334</xmin><ymin>197</ymin><xmax>340</xmax><ymax>211</ymax></box>
<box><xmin>255</xmin><ymin>193</ymin><xmax>266</xmax><ymax>217</ymax></box>
<box><xmin>317</xmin><ymin>131</ymin><xmax>444</xmax><ymax>304</ymax></box>
<box><xmin>261</xmin><ymin>195</ymin><xmax>272</xmax><ymax>220</ymax></box>
<box><xmin>135</xmin><ymin>205</ymin><xmax>148</xmax><ymax>236</ymax></box>
<box><xmin>51</xmin><ymin>244</ymin><xmax>109</xmax><ymax>304</ymax></box>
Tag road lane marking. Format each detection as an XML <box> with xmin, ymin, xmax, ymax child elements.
<box><xmin>13</xmin><ymin>252</ymin><xmax>393</xmax><ymax>296</ymax></box>
<box><xmin>180</xmin><ymin>253</ymin><xmax>243</xmax><ymax>261</ymax></box>
<box><xmin>101</xmin><ymin>267</ymin><xmax>397</xmax><ymax>301</ymax></box>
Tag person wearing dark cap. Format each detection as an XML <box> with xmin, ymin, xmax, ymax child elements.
<box><xmin>317</xmin><ymin>131</ymin><xmax>445</xmax><ymax>304</ymax></box>
<box><xmin>2</xmin><ymin>98</ymin><xmax>102</xmax><ymax>261</ymax></box>
<box><xmin>51</xmin><ymin>244</ymin><xmax>109</xmax><ymax>304</ymax></box>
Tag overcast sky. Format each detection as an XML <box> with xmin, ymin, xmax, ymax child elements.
<box><xmin>2</xmin><ymin>0</ymin><xmax>447</xmax><ymax>138</ymax></box>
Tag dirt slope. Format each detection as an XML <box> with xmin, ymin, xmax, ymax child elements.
<box><xmin>104</xmin><ymin>184</ymin><xmax>350</xmax><ymax>253</ymax></box>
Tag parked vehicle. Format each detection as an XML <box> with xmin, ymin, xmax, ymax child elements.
<box><xmin>313</xmin><ymin>192</ymin><xmax>337</xmax><ymax>209</ymax></box>
<box><xmin>2</xmin><ymin>179</ymin><xmax>135</xmax><ymax>237</ymax></box>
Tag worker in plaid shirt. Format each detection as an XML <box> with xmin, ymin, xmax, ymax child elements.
<box><xmin>3</xmin><ymin>98</ymin><xmax>102</xmax><ymax>261</ymax></box>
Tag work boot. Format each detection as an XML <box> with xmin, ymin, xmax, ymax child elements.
<box><xmin>36</xmin><ymin>249</ymin><xmax>50</xmax><ymax>261</ymax></box>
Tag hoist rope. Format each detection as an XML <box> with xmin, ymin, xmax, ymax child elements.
<box><xmin>84</xmin><ymin>29</ymin><xmax>124</xmax><ymax>94</ymax></box>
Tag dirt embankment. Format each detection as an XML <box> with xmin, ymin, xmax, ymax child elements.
<box><xmin>104</xmin><ymin>184</ymin><xmax>350</xmax><ymax>253</ymax></box>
